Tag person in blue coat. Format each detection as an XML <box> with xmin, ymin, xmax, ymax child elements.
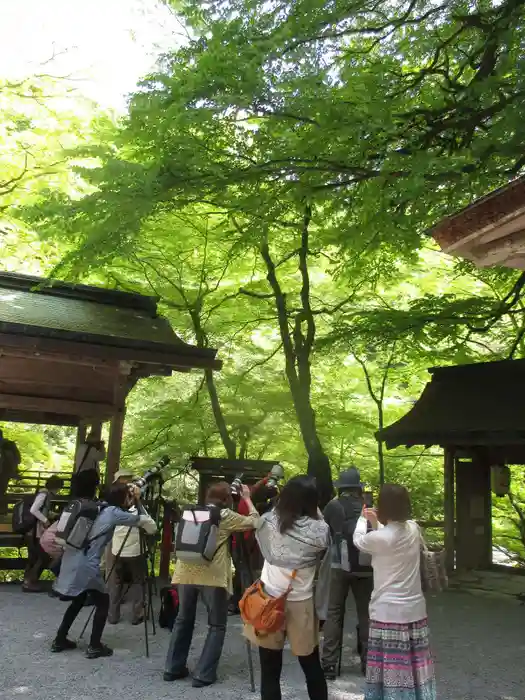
<box><xmin>52</xmin><ymin>479</ymin><xmax>147</xmax><ymax>658</ymax></box>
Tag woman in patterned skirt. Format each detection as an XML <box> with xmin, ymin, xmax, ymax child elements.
<box><xmin>353</xmin><ymin>484</ymin><xmax>436</xmax><ymax>700</ymax></box>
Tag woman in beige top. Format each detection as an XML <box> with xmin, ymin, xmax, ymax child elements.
<box><xmin>164</xmin><ymin>481</ymin><xmax>258</xmax><ymax>688</ymax></box>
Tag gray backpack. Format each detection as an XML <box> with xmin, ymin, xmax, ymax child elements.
<box><xmin>175</xmin><ymin>505</ymin><xmax>222</xmax><ymax>563</ymax></box>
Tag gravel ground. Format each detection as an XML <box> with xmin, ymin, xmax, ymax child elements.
<box><xmin>0</xmin><ymin>586</ymin><xmax>523</xmax><ymax>700</ymax></box>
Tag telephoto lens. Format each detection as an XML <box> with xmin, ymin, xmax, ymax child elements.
<box><xmin>267</xmin><ymin>463</ymin><xmax>285</xmax><ymax>489</ymax></box>
<box><xmin>133</xmin><ymin>455</ymin><xmax>170</xmax><ymax>491</ymax></box>
<box><xmin>230</xmin><ymin>474</ymin><xmax>243</xmax><ymax>496</ymax></box>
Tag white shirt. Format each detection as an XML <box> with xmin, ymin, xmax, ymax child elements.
<box><xmin>353</xmin><ymin>517</ymin><xmax>426</xmax><ymax>624</ymax></box>
<box><xmin>74</xmin><ymin>443</ymin><xmax>105</xmax><ymax>475</ymax></box>
<box><xmin>261</xmin><ymin>561</ymin><xmax>316</xmax><ymax>602</ymax></box>
<box><xmin>30</xmin><ymin>490</ymin><xmax>51</xmax><ymax>538</ymax></box>
<box><xmin>112</xmin><ymin>507</ymin><xmax>157</xmax><ymax>557</ymax></box>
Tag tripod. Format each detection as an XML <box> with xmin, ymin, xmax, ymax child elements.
<box><xmin>234</xmin><ymin>534</ymin><xmax>256</xmax><ymax>692</ymax></box>
<box><xmin>79</xmin><ymin>516</ymin><xmax>157</xmax><ymax>657</ymax></box>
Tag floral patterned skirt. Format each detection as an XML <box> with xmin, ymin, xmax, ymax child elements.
<box><xmin>365</xmin><ymin>619</ymin><xmax>437</xmax><ymax>700</ymax></box>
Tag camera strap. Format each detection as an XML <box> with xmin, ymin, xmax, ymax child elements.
<box><xmin>76</xmin><ymin>444</ymin><xmax>93</xmax><ymax>473</ymax></box>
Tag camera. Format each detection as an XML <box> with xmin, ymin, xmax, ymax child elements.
<box><xmin>231</xmin><ymin>474</ymin><xmax>243</xmax><ymax>497</ymax></box>
<box><xmin>363</xmin><ymin>491</ymin><xmax>374</xmax><ymax>508</ymax></box>
<box><xmin>133</xmin><ymin>455</ymin><xmax>170</xmax><ymax>493</ymax></box>
<box><xmin>267</xmin><ymin>464</ymin><xmax>284</xmax><ymax>490</ymax></box>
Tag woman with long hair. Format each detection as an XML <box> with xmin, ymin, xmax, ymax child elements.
<box><xmin>244</xmin><ymin>475</ymin><xmax>331</xmax><ymax>700</ymax></box>
<box><xmin>353</xmin><ymin>483</ymin><xmax>436</xmax><ymax>700</ymax></box>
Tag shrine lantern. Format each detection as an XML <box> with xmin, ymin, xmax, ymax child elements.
<box><xmin>491</xmin><ymin>465</ymin><xmax>511</xmax><ymax>497</ymax></box>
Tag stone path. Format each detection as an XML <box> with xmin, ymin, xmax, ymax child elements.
<box><xmin>0</xmin><ymin>586</ymin><xmax>523</xmax><ymax>700</ymax></box>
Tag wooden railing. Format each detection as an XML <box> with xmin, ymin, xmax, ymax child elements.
<box><xmin>0</xmin><ymin>470</ymin><xmax>72</xmax><ymax>571</ymax></box>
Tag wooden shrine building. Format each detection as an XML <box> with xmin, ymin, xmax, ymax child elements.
<box><xmin>189</xmin><ymin>456</ymin><xmax>281</xmax><ymax>503</ymax></box>
<box><xmin>377</xmin><ymin>358</ymin><xmax>525</xmax><ymax>573</ymax></box>
<box><xmin>430</xmin><ymin>174</ymin><xmax>525</xmax><ymax>269</ymax></box>
<box><xmin>0</xmin><ymin>271</ymin><xmax>221</xmax><ymax>483</ymax></box>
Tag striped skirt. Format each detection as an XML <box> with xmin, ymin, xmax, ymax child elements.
<box><xmin>365</xmin><ymin>619</ymin><xmax>436</xmax><ymax>700</ymax></box>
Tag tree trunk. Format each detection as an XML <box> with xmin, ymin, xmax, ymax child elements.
<box><xmin>204</xmin><ymin>367</ymin><xmax>237</xmax><ymax>459</ymax></box>
<box><xmin>260</xmin><ymin>207</ymin><xmax>333</xmax><ymax>507</ymax></box>
<box><xmin>191</xmin><ymin>308</ymin><xmax>237</xmax><ymax>460</ymax></box>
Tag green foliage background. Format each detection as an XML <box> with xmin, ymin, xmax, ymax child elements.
<box><xmin>2</xmin><ymin>0</ymin><xmax>525</xmax><ymax>564</ymax></box>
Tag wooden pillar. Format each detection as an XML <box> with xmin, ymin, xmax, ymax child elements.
<box><xmin>89</xmin><ymin>421</ymin><xmax>103</xmax><ymax>441</ymax></box>
<box><xmin>456</xmin><ymin>452</ymin><xmax>492</xmax><ymax>571</ymax></box>
<box><xmin>75</xmin><ymin>421</ymin><xmax>88</xmax><ymax>454</ymax></box>
<box><xmin>105</xmin><ymin>407</ymin><xmax>126</xmax><ymax>484</ymax></box>
<box><xmin>443</xmin><ymin>447</ymin><xmax>455</xmax><ymax>573</ymax></box>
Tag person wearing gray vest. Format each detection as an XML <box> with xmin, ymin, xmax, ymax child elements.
<box><xmin>321</xmin><ymin>467</ymin><xmax>373</xmax><ymax>678</ymax></box>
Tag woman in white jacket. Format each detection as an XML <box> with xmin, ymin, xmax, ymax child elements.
<box><xmin>353</xmin><ymin>483</ymin><xmax>436</xmax><ymax>700</ymax></box>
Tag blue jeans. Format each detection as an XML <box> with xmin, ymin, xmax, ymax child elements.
<box><xmin>165</xmin><ymin>584</ymin><xmax>228</xmax><ymax>684</ymax></box>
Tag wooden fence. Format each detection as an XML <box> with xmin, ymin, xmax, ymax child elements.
<box><xmin>0</xmin><ymin>471</ymin><xmax>72</xmax><ymax>570</ymax></box>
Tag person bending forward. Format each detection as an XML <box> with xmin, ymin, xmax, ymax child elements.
<box><xmin>52</xmin><ymin>482</ymin><xmax>149</xmax><ymax>659</ymax></box>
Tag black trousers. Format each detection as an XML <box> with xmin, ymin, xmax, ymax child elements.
<box><xmin>24</xmin><ymin>532</ymin><xmax>51</xmax><ymax>584</ymax></box>
<box><xmin>259</xmin><ymin>645</ymin><xmax>327</xmax><ymax>700</ymax></box>
<box><xmin>56</xmin><ymin>589</ymin><xmax>109</xmax><ymax>648</ymax></box>
<box><xmin>322</xmin><ymin>571</ymin><xmax>373</xmax><ymax>667</ymax></box>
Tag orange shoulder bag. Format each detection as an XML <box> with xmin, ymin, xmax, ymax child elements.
<box><xmin>239</xmin><ymin>570</ymin><xmax>297</xmax><ymax>636</ymax></box>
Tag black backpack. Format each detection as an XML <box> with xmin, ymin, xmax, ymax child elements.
<box><xmin>159</xmin><ymin>586</ymin><xmax>179</xmax><ymax>630</ymax></box>
<box><xmin>12</xmin><ymin>494</ymin><xmax>38</xmax><ymax>534</ymax></box>
<box><xmin>339</xmin><ymin>496</ymin><xmax>372</xmax><ymax>573</ymax></box>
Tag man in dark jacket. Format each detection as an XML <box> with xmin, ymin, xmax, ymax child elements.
<box><xmin>322</xmin><ymin>467</ymin><xmax>373</xmax><ymax>678</ymax></box>
<box><xmin>0</xmin><ymin>429</ymin><xmax>21</xmax><ymax>511</ymax></box>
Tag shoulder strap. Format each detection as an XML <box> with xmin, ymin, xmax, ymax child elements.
<box><xmin>77</xmin><ymin>444</ymin><xmax>93</xmax><ymax>472</ymax></box>
<box><xmin>283</xmin><ymin>569</ymin><xmax>298</xmax><ymax>595</ymax></box>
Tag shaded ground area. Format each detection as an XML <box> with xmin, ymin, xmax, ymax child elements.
<box><xmin>0</xmin><ymin>586</ymin><xmax>523</xmax><ymax>700</ymax></box>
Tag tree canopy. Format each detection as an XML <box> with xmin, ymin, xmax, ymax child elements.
<box><xmin>2</xmin><ymin>0</ymin><xmax>525</xmax><ymax>558</ymax></box>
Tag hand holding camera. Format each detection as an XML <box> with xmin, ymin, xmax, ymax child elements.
<box><xmin>363</xmin><ymin>506</ymin><xmax>379</xmax><ymax>530</ymax></box>
<box><xmin>127</xmin><ymin>483</ymin><xmax>141</xmax><ymax>505</ymax></box>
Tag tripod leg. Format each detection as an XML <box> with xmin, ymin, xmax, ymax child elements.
<box><xmin>237</xmin><ymin>537</ymin><xmax>257</xmax><ymax>691</ymax></box>
<box><xmin>79</xmin><ymin>605</ymin><xmax>95</xmax><ymax>640</ymax></box>
<box><xmin>142</xmin><ymin>572</ymin><xmax>149</xmax><ymax>658</ymax></box>
<box><xmin>246</xmin><ymin>640</ymin><xmax>256</xmax><ymax>692</ymax></box>
<box><xmin>146</xmin><ymin>566</ymin><xmax>156</xmax><ymax>636</ymax></box>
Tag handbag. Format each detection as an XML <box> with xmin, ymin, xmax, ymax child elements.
<box><xmin>419</xmin><ymin>530</ymin><xmax>448</xmax><ymax>593</ymax></box>
<box><xmin>239</xmin><ymin>570</ymin><xmax>297</xmax><ymax>636</ymax></box>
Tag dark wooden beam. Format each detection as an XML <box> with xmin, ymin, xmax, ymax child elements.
<box><xmin>0</xmin><ymin>393</ymin><xmax>115</xmax><ymax>419</ymax></box>
<box><xmin>444</xmin><ymin>448</ymin><xmax>455</xmax><ymax>573</ymax></box>
<box><xmin>0</xmin><ymin>381</ymin><xmax>114</xmax><ymax>404</ymax></box>
<box><xmin>0</xmin><ymin>355</ymin><xmax>117</xmax><ymax>385</ymax></box>
<box><xmin>0</xmin><ymin>408</ymin><xmax>78</xmax><ymax>426</ymax></box>
<box><xmin>0</xmin><ymin>332</ymin><xmax>221</xmax><ymax>371</ymax></box>
<box><xmin>0</xmin><ymin>347</ymin><xmax>119</xmax><ymax>369</ymax></box>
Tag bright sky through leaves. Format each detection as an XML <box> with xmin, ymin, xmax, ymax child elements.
<box><xmin>0</xmin><ymin>0</ymin><xmax>179</xmax><ymax>110</ymax></box>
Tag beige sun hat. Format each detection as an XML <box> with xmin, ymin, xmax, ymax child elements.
<box><xmin>112</xmin><ymin>468</ymin><xmax>135</xmax><ymax>482</ymax></box>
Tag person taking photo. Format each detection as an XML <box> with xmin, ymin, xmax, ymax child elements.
<box><xmin>244</xmin><ymin>475</ymin><xmax>331</xmax><ymax>700</ymax></box>
<box><xmin>51</xmin><ymin>480</ymin><xmax>151</xmax><ymax>659</ymax></box>
<box><xmin>107</xmin><ymin>469</ymin><xmax>157</xmax><ymax>625</ymax></box>
<box><xmin>322</xmin><ymin>466</ymin><xmax>373</xmax><ymax>677</ymax></box>
<box><xmin>353</xmin><ymin>484</ymin><xmax>436</xmax><ymax>700</ymax></box>
<box><xmin>164</xmin><ymin>481</ymin><xmax>258</xmax><ymax>688</ymax></box>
